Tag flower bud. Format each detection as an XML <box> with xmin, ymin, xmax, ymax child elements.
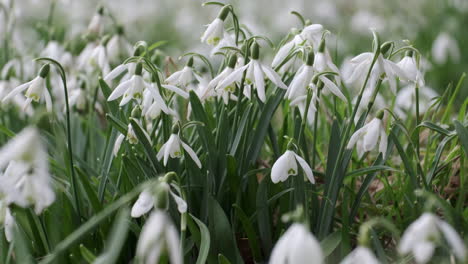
<box><xmin>171</xmin><ymin>123</ymin><xmax>180</xmax><ymax>134</ymax></box>
<box><xmin>186</xmin><ymin>57</ymin><xmax>194</xmax><ymax>68</ymax></box>
<box><xmin>135</xmin><ymin>62</ymin><xmax>143</xmax><ymax>76</ymax></box>
<box><xmin>154</xmin><ymin>184</ymin><xmax>169</xmax><ymax>210</ymax></box>
<box><xmin>376</xmin><ymin>110</ymin><xmax>384</xmax><ymax>120</ymax></box>
<box><xmin>217</xmin><ymin>5</ymin><xmax>230</xmax><ymax>21</ymax></box>
<box><xmin>227</xmin><ymin>54</ymin><xmax>238</xmax><ymax>68</ymax></box>
<box><xmin>251</xmin><ymin>42</ymin><xmax>260</xmax><ymax>60</ymax></box>
<box><xmin>318</xmin><ymin>38</ymin><xmax>326</xmax><ymax>53</ymax></box>
<box><xmin>39</xmin><ymin>64</ymin><xmax>50</xmax><ymax>78</ymax></box>
<box><xmin>305</xmin><ymin>51</ymin><xmax>315</xmax><ymax>66</ymax></box>
<box><xmin>380</xmin><ymin>42</ymin><xmax>392</xmax><ymax>56</ymax></box>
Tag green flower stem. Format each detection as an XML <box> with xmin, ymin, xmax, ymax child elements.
<box><xmin>312</xmin><ymin>87</ymin><xmax>322</xmax><ymax>169</ymax></box>
<box><xmin>36</xmin><ymin>58</ymin><xmax>81</xmax><ymax>221</ymax></box>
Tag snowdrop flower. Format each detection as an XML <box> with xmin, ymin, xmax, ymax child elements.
<box><xmin>106</xmin><ymin>27</ymin><xmax>132</xmax><ymax>64</ymax></box>
<box><xmin>85</xmin><ymin>37</ymin><xmax>111</xmax><ymax>75</ymax></box>
<box><xmin>431</xmin><ymin>32</ymin><xmax>460</xmax><ymax>64</ymax></box>
<box><xmin>0</xmin><ymin>127</ymin><xmax>55</xmax><ymax>214</ymax></box>
<box><xmin>394</xmin><ymin>85</ymin><xmax>437</xmax><ymax>118</ymax></box>
<box><xmin>399</xmin><ymin>213</ymin><xmax>467</xmax><ymax>263</ymax></box>
<box><xmin>346</xmin><ymin>43</ymin><xmax>409</xmax><ymax>93</ymax></box>
<box><xmin>201</xmin><ymin>6</ymin><xmax>229</xmax><ymax>46</ymax></box>
<box><xmin>2</xmin><ymin>64</ymin><xmax>52</xmax><ymax>112</ymax></box>
<box><xmin>272</xmin><ymin>24</ymin><xmax>324</xmax><ymax>68</ymax></box>
<box><xmin>104</xmin><ymin>62</ymin><xmax>137</xmax><ymax>84</ymax></box>
<box><xmin>131</xmin><ymin>182</ymin><xmax>187</xmax><ymax>218</ymax></box>
<box><xmin>313</xmin><ymin>39</ymin><xmax>340</xmax><ymax>75</ymax></box>
<box><xmin>340</xmin><ymin>247</ymin><xmax>380</xmax><ymax>264</ymax></box>
<box><xmin>136</xmin><ymin>210</ymin><xmax>182</xmax><ymax>264</ymax></box>
<box><xmin>200</xmin><ymin>54</ymin><xmax>238</xmax><ymax>104</ymax></box>
<box><xmin>113</xmin><ymin>123</ymin><xmax>138</xmax><ymax>156</ymax></box>
<box><xmin>347</xmin><ymin>111</ymin><xmax>387</xmax><ymax>158</ymax></box>
<box><xmin>157</xmin><ymin>125</ymin><xmax>202</xmax><ymax>168</ymax></box>
<box><xmin>141</xmin><ymin>84</ymin><xmax>175</xmax><ymax>121</ymax></box>
<box><xmin>271</xmin><ymin>145</ymin><xmax>315</xmax><ymax>184</ymax></box>
<box><xmin>217</xmin><ymin>42</ymin><xmax>287</xmax><ymax>102</ymax></box>
<box><xmin>269</xmin><ymin>223</ymin><xmax>323</xmax><ymax>264</ymax></box>
<box><xmin>286</xmin><ymin>52</ymin><xmax>315</xmax><ymax>100</ymax></box>
<box><xmin>87</xmin><ymin>7</ymin><xmax>104</xmax><ymax>35</ymax></box>
<box><xmin>165</xmin><ymin>57</ymin><xmax>198</xmax><ymax>89</ymax></box>
<box><xmin>397</xmin><ymin>50</ymin><xmax>424</xmax><ymax>86</ymax></box>
<box><xmin>108</xmin><ymin>62</ymin><xmax>148</xmax><ymax>106</ymax></box>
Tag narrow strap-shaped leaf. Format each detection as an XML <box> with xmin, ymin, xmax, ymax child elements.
<box><xmin>233</xmin><ymin>204</ymin><xmax>262</xmax><ymax>262</ymax></box>
<box><xmin>190</xmin><ymin>214</ymin><xmax>211</xmax><ymax>264</ymax></box>
<box><xmin>130</xmin><ymin>119</ymin><xmax>161</xmax><ymax>174</ymax></box>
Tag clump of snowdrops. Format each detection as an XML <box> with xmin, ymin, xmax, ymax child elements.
<box><xmin>0</xmin><ymin>2</ymin><xmax>467</xmax><ymax>264</ymax></box>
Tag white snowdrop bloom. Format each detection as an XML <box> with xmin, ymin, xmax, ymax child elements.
<box><xmin>199</xmin><ymin>55</ymin><xmax>238</xmax><ymax>104</ymax></box>
<box><xmin>272</xmin><ymin>24</ymin><xmax>324</xmax><ymax>69</ymax></box>
<box><xmin>397</xmin><ymin>51</ymin><xmax>424</xmax><ymax>86</ymax></box>
<box><xmin>340</xmin><ymin>247</ymin><xmax>380</xmax><ymax>264</ymax></box>
<box><xmin>165</xmin><ymin>57</ymin><xmax>198</xmax><ymax>89</ymax></box>
<box><xmin>269</xmin><ymin>223</ymin><xmax>323</xmax><ymax>264</ymax></box>
<box><xmin>346</xmin><ymin>47</ymin><xmax>409</xmax><ymax>94</ymax></box>
<box><xmin>136</xmin><ymin>210</ymin><xmax>182</xmax><ymax>264</ymax></box>
<box><xmin>113</xmin><ymin>119</ymin><xmax>151</xmax><ymax>156</ymax></box>
<box><xmin>286</xmin><ymin>53</ymin><xmax>315</xmax><ymax>100</ymax></box>
<box><xmin>85</xmin><ymin>42</ymin><xmax>111</xmax><ymax>75</ymax></box>
<box><xmin>271</xmin><ymin>149</ymin><xmax>314</xmax><ymax>184</ymax></box>
<box><xmin>104</xmin><ymin>62</ymin><xmax>136</xmax><ymax>83</ymax></box>
<box><xmin>290</xmin><ymin>90</ymin><xmax>318</xmax><ymax>126</ymax></box>
<box><xmin>394</xmin><ymin>85</ymin><xmax>438</xmax><ymax>118</ymax></box>
<box><xmin>131</xmin><ymin>183</ymin><xmax>187</xmax><ymax>218</ymax></box>
<box><xmin>216</xmin><ymin>42</ymin><xmax>287</xmax><ymax>102</ymax></box>
<box><xmin>108</xmin><ymin>63</ymin><xmax>149</xmax><ymax>106</ymax></box>
<box><xmin>68</xmin><ymin>87</ymin><xmax>86</xmax><ymax>111</ymax></box>
<box><xmin>0</xmin><ymin>127</ymin><xmax>55</xmax><ymax>214</ymax></box>
<box><xmin>0</xmin><ymin>80</ymin><xmax>34</xmax><ymax>116</ymax></box>
<box><xmin>347</xmin><ymin>113</ymin><xmax>387</xmax><ymax>158</ymax></box>
<box><xmin>106</xmin><ymin>30</ymin><xmax>132</xmax><ymax>64</ymax></box>
<box><xmin>87</xmin><ymin>7</ymin><xmax>104</xmax><ymax>35</ymax></box>
<box><xmin>157</xmin><ymin>128</ymin><xmax>202</xmax><ymax>168</ymax></box>
<box><xmin>399</xmin><ymin>213</ymin><xmax>467</xmax><ymax>264</ymax></box>
<box><xmin>201</xmin><ymin>6</ymin><xmax>229</xmax><ymax>46</ymax></box>
<box><xmin>2</xmin><ymin>64</ymin><xmax>52</xmax><ymax>112</ymax></box>
<box><xmin>431</xmin><ymin>32</ymin><xmax>460</xmax><ymax>64</ymax></box>
<box><xmin>1</xmin><ymin>57</ymin><xmax>36</xmax><ymax>80</ymax></box>
<box><xmin>141</xmin><ymin>85</ymin><xmax>175</xmax><ymax>121</ymax></box>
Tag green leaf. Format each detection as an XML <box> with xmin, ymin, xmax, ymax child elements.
<box><xmin>233</xmin><ymin>204</ymin><xmax>262</xmax><ymax>262</ymax></box>
<box><xmin>246</xmin><ymin>89</ymin><xmax>286</xmax><ymax>166</ymax></box>
<box><xmin>106</xmin><ymin>114</ymin><xmax>127</xmax><ymax>135</ymax></box>
<box><xmin>208</xmin><ymin>196</ymin><xmax>242</xmax><ymax>264</ymax></box>
<box><xmin>256</xmin><ymin>177</ymin><xmax>272</xmax><ymax>257</ymax></box>
<box><xmin>191</xmin><ymin>214</ymin><xmax>211</xmax><ymax>264</ymax></box>
<box><xmin>99</xmin><ymin>78</ymin><xmax>119</xmax><ymax>114</ymax></box>
<box><xmin>218</xmin><ymin>254</ymin><xmax>232</xmax><ymax>264</ymax></box>
<box><xmin>346</xmin><ymin>165</ymin><xmax>398</xmax><ymax>179</ymax></box>
<box><xmin>80</xmin><ymin>244</ymin><xmax>96</xmax><ymax>263</ymax></box>
<box><xmin>418</xmin><ymin>121</ymin><xmax>453</xmax><ymax>136</ymax></box>
<box><xmin>320</xmin><ymin>231</ymin><xmax>341</xmax><ymax>257</ymax></box>
<box><xmin>425</xmin><ymin>135</ymin><xmax>455</xmax><ymax>184</ymax></box>
<box><xmin>93</xmin><ymin>208</ymin><xmax>130</xmax><ymax>264</ymax></box>
<box><xmin>454</xmin><ymin>121</ymin><xmax>468</xmax><ymax>157</ymax></box>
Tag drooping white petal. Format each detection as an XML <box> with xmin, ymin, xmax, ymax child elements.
<box><xmin>169</xmin><ymin>190</ymin><xmax>187</xmax><ymax>213</ymax></box>
<box><xmin>162</xmin><ymin>85</ymin><xmax>189</xmax><ymax>99</ymax></box>
<box><xmin>113</xmin><ymin>134</ymin><xmax>125</xmax><ymax>156</ymax></box>
<box><xmin>216</xmin><ymin>63</ymin><xmax>250</xmax><ymax>91</ymax></box>
<box><xmin>108</xmin><ymin>78</ymin><xmax>132</xmax><ymax>101</ymax></box>
<box><xmin>181</xmin><ymin>141</ymin><xmax>202</xmax><ymax>168</ymax></box>
<box><xmin>131</xmin><ymin>191</ymin><xmax>154</xmax><ymax>218</ymax></box>
<box><xmin>362</xmin><ymin>119</ymin><xmax>380</xmax><ymax>152</ymax></box>
<box><xmin>437</xmin><ymin>220</ymin><xmax>467</xmax><ymax>261</ymax></box>
<box><xmin>2</xmin><ymin>80</ymin><xmax>33</xmax><ymax>102</ymax></box>
<box><xmin>294</xmin><ymin>153</ymin><xmax>315</xmax><ymax>184</ymax></box>
<box><xmin>253</xmin><ymin>61</ymin><xmax>266</xmax><ymax>102</ymax></box>
<box><xmin>261</xmin><ymin>64</ymin><xmax>288</xmax><ymax>89</ymax></box>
